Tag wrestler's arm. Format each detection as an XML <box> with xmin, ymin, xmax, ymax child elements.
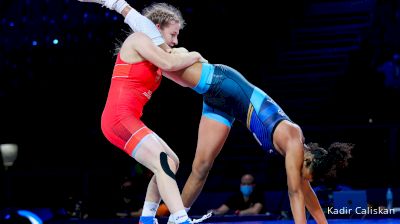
<box><xmin>170</xmin><ymin>48</ymin><xmax>208</xmax><ymax>63</ymax></box>
<box><xmin>78</xmin><ymin>0</ymin><xmax>167</xmax><ymax>47</ymax></box>
<box><xmin>78</xmin><ymin>0</ymin><xmax>207</xmax><ymax>61</ymax></box>
<box><xmin>285</xmin><ymin>143</ymin><xmax>307</xmax><ymax>224</ymax></box>
<box><xmin>302</xmin><ymin>180</ymin><xmax>328</xmax><ymax>224</ymax></box>
<box><xmin>128</xmin><ymin>32</ymin><xmax>201</xmax><ymax>71</ymax></box>
<box><xmin>118</xmin><ymin>7</ymin><xmax>207</xmax><ymax>62</ymax></box>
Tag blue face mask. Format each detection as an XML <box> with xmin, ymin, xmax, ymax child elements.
<box><xmin>240</xmin><ymin>185</ymin><xmax>253</xmax><ymax>197</ymax></box>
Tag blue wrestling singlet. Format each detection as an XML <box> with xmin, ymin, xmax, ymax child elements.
<box><xmin>192</xmin><ymin>63</ymin><xmax>291</xmax><ymax>152</ymax></box>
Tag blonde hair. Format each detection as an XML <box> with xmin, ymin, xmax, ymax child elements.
<box><xmin>142</xmin><ymin>3</ymin><xmax>185</xmax><ymax>29</ymax></box>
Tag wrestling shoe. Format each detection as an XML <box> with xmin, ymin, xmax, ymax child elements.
<box><xmin>139</xmin><ymin>216</ymin><xmax>158</xmax><ymax>224</ymax></box>
<box><xmin>168</xmin><ymin>212</ymin><xmax>212</xmax><ymax>224</ymax></box>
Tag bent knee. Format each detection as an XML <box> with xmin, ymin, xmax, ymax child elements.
<box><xmin>155</xmin><ymin>152</ymin><xmax>179</xmax><ymax>180</ymax></box>
<box><xmin>169</xmin><ymin>156</ymin><xmax>179</xmax><ymax>173</ymax></box>
<box><xmin>170</xmin><ymin>155</ymin><xmax>180</xmax><ymax>171</ymax></box>
<box><xmin>152</xmin><ymin>153</ymin><xmax>179</xmax><ymax>173</ymax></box>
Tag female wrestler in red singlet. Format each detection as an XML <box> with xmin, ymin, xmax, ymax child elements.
<box><xmin>100</xmin><ymin>7</ymin><xmax>203</xmax><ymax>224</ymax></box>
<box><xmin>101</xmin><ymin>54</ymin><xmax>162</xmax><ymax>156</ymax></box>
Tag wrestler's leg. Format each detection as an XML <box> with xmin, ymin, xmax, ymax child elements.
<box><xmin>143</xmin><ymin>175</ymin><xmax>161</xmax><ymax>205</ymax></box>
<box><xmin>133</xmin><ymin>134</ymin><xmax>189</xmax><ymax>223</ymax></box>
<box><xmin>137</xmin><ymin>175</ymin><xmax>161</xmax><ymax>224</ymax></box>
<box><xmin>142</xmin><ymin>134</ymin><xmax>180</xmax><ymax>206</ymax></box>
<box><xmin>181</xmin><ymin>116</ymin><xmax>230</xmax><ymax>208</ymax></box>
<box><xmin>143</xmin><ymin>139</ymin><xmax>179</xmax><ymax>204</ymax></box>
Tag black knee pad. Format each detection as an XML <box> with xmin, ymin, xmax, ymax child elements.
<box><xmin>160</xmin><ymin>152</ymin><xmax>176</xmax><ymax>180</ymax></box>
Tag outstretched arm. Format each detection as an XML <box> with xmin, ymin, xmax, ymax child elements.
<box><xmin>78</xmin><ymin>0</ymin><xmax>208</xmax><ymax>62</ymax></box>
<box><xmin>285</xmin><ymin>142</ymin><xmax>307</xmax><ymax>224</ymax></box>
<box><xmin>302</xmin><ymin>180</ymin><xmax>327</xmax><ymax>224</ymax></box>
<box><xmin>78</xmin><ymin>0</ymin><xmax>166</xmax><ymax>47</ymax></box>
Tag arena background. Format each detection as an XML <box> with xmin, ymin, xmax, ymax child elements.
<box><xmin>0</xmin><ymin>0</ymin><xmax>399</xmax><ymax>222</ymax></box>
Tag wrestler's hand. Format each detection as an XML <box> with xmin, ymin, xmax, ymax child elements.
<box><xmin>77</xmin><ymin>0</ymin><xmax>104</xmax><ymax>4</ymax></box>
<box><xmin>198</xmin><ymin>52</ymin><xmax>209</xmax><ymax>63</ymax></box>
<box><xmin>170</xmin><ymin>47</ymin><xmax>189</xmax><ymax>54</ymax></box>
<box><xmin>199</xmin><ymin>56</ymin><xmax>209</xmax><ymax>63</ymax></box>
<box><xmin>188</xmin><ymin>50</ymin><xmax>208</xmax><ymax>63</ymax></box>
<box><xmin>77</xmin><ymin>0</ymin><xmax>112</xmax><ymax>9</ymax></box>
<box><xmin>78</xmin><ymin>0</ymin><xmax>129</xmax><ymax>14</ymax></box>
<box><xmin>77</xmin><ymin>0</ymin><xmax>125</xmax><ymax>12</ymax></box>
<box><xmin>171</xmin><ymin>48</ymin><xmax>209</xmax><ymax>63</ymax></box>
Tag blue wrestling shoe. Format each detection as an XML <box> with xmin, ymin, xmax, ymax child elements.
<box><xmin>139</xmin><ymin>216</ymin><xmax>158</xmax><ymax>224</ymax></box>
<box><xmin>178</xmin><ymin>220</ymin><xmax>191</xmax><ymax>224</ymax></box>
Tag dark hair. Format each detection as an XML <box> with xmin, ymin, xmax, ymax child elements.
<box><xmin>306</xmin><ymin>142</ymin><xmax>353</xmax><ymax>181</ymax></box>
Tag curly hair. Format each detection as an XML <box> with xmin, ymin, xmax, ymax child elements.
<box><xmin>142</xmin><ymin>3</ymin><xmax>185</xmax><ymax>29</ymax></box>
<box><xmin>306</xmin><ymin>142</ymin><xmax>354</xmax><ymax>181</ymax></box>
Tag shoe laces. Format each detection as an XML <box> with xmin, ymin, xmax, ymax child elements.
<box><xmin>191</xmin><ymin>212</ymin><xmax>212</xmax><ymax>223</ymax></box>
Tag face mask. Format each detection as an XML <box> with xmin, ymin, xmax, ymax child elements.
<box><xmin>240</xmin><ymin>185</ymin><xmax>253</xmax><ymax>197</ymax></box>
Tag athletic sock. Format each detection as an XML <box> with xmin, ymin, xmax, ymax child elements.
<box><xmin>172</xmin><ymin>209</ymin><xmax>189</xmax><ymax>224</ymax></box>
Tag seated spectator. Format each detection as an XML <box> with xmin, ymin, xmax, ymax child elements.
<box><xmin>114</xmin><ymin>177</ymin><xmax>143</xmax><ymax>218</ymax></box>
<box><xmin>62</xmin><ymin>192</ymin><xmax>89</xmax><ymax>220</ymax></box>
<box><xmin>208</xmin><ymin>174</ymin><xmax>264</xmax><ymax>216</ymax></box>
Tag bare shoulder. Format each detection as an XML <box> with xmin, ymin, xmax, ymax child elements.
<box><xmin>120</xmin><ymin>33</ymin><xmax>150</xmax><ymax>63</ymax></box>
<box><xmin>125</xmin><ymin>32</ymin><xmax>151</xmax><ymax>45</ymax></box>
<box><xmin>278</xmin><ymin>120</ymin><xmax>302</xmax><ymax>136</ymax></box>
<box><xmin>122</xmin><ymin>32</ymin><xmax>154</xmax><ymax>55</ymax></box>
<box><xmin>273</xmin><ymin>120</ymin><xmax>304</xmax><ymax>154</ymax></box>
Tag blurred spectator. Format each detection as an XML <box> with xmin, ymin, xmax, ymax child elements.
<box><xmin>378</xmin><ymin>53</ymin><xmax>400</xmax><ymax>91</ymax></box>
<box><xmin>208</xmin><ymin>174</ymin><xmax>264</xmax><ymax>216</ymax></box>
<box><xmin>114</xmin><ymin>177</ymin><xmax>143</xmax><ymax>218</ymax></box>
<box><xmin>63</xmin><ymin>193</ymin><xmax>89</xmax><ymax>220</ymax></box>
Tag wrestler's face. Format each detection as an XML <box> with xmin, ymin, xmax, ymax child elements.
<box><xmin>158</xmin><ymin>21</ymin><xmax>180</xmax><ymax>47</ymax></box>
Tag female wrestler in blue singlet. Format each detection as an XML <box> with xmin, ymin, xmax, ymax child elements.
<box><xmin>192</xmin><ymin>63</ymin><xmax>290</xmax><ymax>152</ymax></box>
<box><xmin>167</xmin><ymin>60</ymin><xmax>353</xmax><ymax>224</ymax></box>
